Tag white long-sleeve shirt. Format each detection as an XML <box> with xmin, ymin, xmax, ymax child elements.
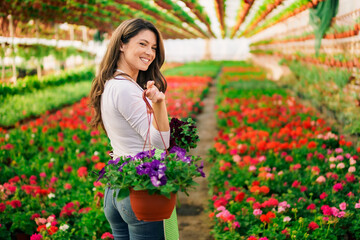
<box><xmin>100</xmin><ymin>77</ymin><xmax>170</xmax><ymax>158</ymax></box>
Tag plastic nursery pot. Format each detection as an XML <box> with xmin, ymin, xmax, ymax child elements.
<box><xmin>129</xmin><ymin>188</ymin><xmax>176</xmax><ymax>222</ymax></box>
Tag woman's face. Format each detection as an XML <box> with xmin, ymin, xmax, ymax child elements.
<box><xmin>120</xmin><ymin>29</ymin><xmax>157</xmax><ymax>72</ymax></box>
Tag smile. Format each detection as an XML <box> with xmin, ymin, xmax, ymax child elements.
<box><xmin>140</xmin><ymin>57</ymin><xmax>150</xmax><ymax>64</ymax></box>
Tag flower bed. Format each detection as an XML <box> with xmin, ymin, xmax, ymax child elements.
<box><xmin>0</xmin><ymin>61</ymin><xmax>219</xmax><ymax>239</ymax></box>
<box><xmin>208</xmin><ymin>63</ymin><xmax>360</xmax><ymax>240</ymax></box>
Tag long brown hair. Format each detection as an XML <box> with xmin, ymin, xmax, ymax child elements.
<box><xmin>89</xmin><ymin>18</ymin><xmax>167</xmax><ymax>131</ymax></box>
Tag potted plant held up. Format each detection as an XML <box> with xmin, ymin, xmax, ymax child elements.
<box><xmin>95</xmin><ymin>94</ymin><xmax>204</xmax><ymax>221</ymax></box>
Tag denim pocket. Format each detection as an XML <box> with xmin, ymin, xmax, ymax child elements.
<box><xmin>120</xmin><ymin>196</ymin><xmax>140</xmax><ymax>222</ymax></box>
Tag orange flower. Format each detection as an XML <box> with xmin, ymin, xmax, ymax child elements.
<box><xmin>250</xmin><ymin>185</ymin><xmax>260</xmax><ymax>194</ymax></box>
<box><xmin>259</xmin><ymin>186</ymin><xmax>270</xmax><ymax>194</ymax></box>
<box><xmin>95</xmin><ymin>162</ymin><xmax>106</xmax><ymax>170</ymax></box>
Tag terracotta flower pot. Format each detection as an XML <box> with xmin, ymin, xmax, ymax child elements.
<box><xmin>129</xmin><ymin>188</ymin><xmax>176</xmax><ymax>222</ymax></box>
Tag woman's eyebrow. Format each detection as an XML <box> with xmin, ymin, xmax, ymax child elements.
<box><xmin>139</xmin><ymin>39</ymin><xmax>157</xmax><ymax>46</ymax></box>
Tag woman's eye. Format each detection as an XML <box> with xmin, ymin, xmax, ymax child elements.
<box><xmin>140</xmin><ymin>42</ymin><xmax>146</xmax><ymax>46</ymax></box>
<box><xmin>152</xmin><ymin>47</ymin><xmax>157</xmax><ymax>51</ymax></box>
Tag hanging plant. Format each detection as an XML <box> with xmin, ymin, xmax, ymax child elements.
<box><xmin>230</xmin><ymin>0</ymin><xmax>254</xmax><ymax>38</ymax></box>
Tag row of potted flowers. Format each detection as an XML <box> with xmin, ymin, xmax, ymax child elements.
<box><xmin>207</xmin><ymin>63</ymin><xmax>360</xmax><ymax>239</ymax></box>
<box><xmin>0</xmin><ymin>62</ymin><xmax>219</xmax><ymax>239</ymax></box>
<box><xmin>251</xmin><ymin>16</ymin><xmax>360</xmax><ymax>46</ymax></box>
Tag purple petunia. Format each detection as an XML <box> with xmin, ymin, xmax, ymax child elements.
<box><xmin>150</xmin><ymin>175</ymin><xmax>167</xmax><ymax>187</ymax></box>
<box><xmin>148</xmin><ymin>160</ymin><xmax>166</xmax><ymax>177</ymax></box>
<box><xmin>108</xmin><ymin>158</ymin><xmax>120</xmax><ymax>165</ymax></box>
<box><xmin>96</xmin><ymin>167</ymin><xmax>106</xmax><ymax>182</ymax></box>
<box><xmin>136</xmin><ymin>162</ymin><xmax>151</xmax><ymax>175</ymax></box>
<box><xmin>134</xmin><ymin>149</ymin><xmax>156</xmax><ymax>160</ymax></box>
<box><xmin>196</xmin><ymin>161</ymin><xmax>205</xmax><ymax>177</ymax></box>
<box><xmin>118</xmin><ymin>161</ymin><xmax>129</xmax><ymax>172</ymax></box>
<box><xmin>169</xmin><ymin>146</ymin><xmax>186</xmax><ymax>159</ymax></box>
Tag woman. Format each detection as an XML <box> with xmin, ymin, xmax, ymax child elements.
<box><xmin>89</xmin><ymin>18</ymin><xmax>171</xmax><ymax>240</ymax></box>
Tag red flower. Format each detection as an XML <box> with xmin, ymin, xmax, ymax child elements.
<box><xmin>333</xmin><ymin>183</ymin><xmax>343</xmax><ymax>192</ymax></box>
<box><xmin>77</xmin><ymin>167</ymin><xmax>88</xmax><ymax>178</ymax></box>
<box><xmin>320</xmin><ymin>192</ymin><xmax>328</xmax><ymax>200</ymax></box>
<box><xmin>37</xmin><ymin>225</ymin><xmax>46</xmax><ymax>232</ymax></box>
<box><xmin>291</xmin><ymin>180</ymin><xmax>300</xmax><ymax>188</ymax></box>
<box><xmin>47</xmin><ymin>226</ymin><xmax>58</xmax><ymax>235</ymax></box>
<box><xmin>7</xmin><ymin>200</ymin><xmax>21</xmax><ymax>208</ymax></box>
<box><xmin>234</xmin><ymin>192</ymin><xmax>245</xmax><ymax>202</ymax></box>
<box><xmin>307</xmin><ymin>203</ymin><xmax>316</xmax><ymax>210</ymax></box>
<box><xmin>260</xmin><ymin>214</ymin><xmax>269</xmax><ymax>223</ymax></box>
<box><xmin>307</xmin><ymin>141</ymin><xmax>317</xmax><ymax>149</ymax></box>
<box><xmin>308</xmin><ymin>221</ymin><xmax>319</xmax><ymax>230</ymax></box>
<box><xmin>31</xmin><ymin>213</ymin><xmax>40</xmax><ymax>220</ymax></box>
<box><xmin>0</xmin><ymin>203</ymin><xmax>6</xmax><ymax>212</ymax></box>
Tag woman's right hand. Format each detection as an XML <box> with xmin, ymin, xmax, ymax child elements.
<box><xmin>146</xmin><ymin>81</ymin><xmax>165</xmax><ymax>103</ymax></box>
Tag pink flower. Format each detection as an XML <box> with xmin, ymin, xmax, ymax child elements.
<box><xmin>30</xmin><ymin>233</ymin><xmax>43</xmax><ymax>240</ymax></box>
<box><xmin>331</xmin><ymin>207</ymin><xmax>339</xmax><ymax>217</ymax></box>
<box><xmin>101</xmin><ymin>232</ymin><xmax>114</xmax><ymax>239</ymax></box>
<box><xmin>348</xmin><ymin>166</ymin><xmax>356</xmax><ymax>173</ymax></box>
<box><xmin>336</xmin><ymin>163</ymin><xmax>345</xmax><ymax>169</ymax></box>
<box><xmin>339</xmin><ymin>202</ymin><xmax>347</xmax><ymax>211</ymax></box>
<box><xmin>39</xmin><ymin>173</ymin><xmax>46</xmax><ymax>178</ymax></box>
<box><xmin>321</xmin><ymin>205</ymin><xmax>332</xmax><ymax>216</ymax></box>
<box><xmin>323</xmin><ymin>217</ymin><xmax>329</xmax><ymax>221</ymax></box>
<box><xmin>333</xmin><ymin>183</ymin><xmax>343</xmax><ymax>192</ymax></box>
<box><xmin>330</xmin><ymin>164</ymin><xmax>336</xmax><ymax>169</ymax></box>
<box><xmin>335</xmin><ymin>148</ymin><xmax>343</xmax><ymax>154</ymax></box>
<box><xmin>350</xmin><ymin>158</ymin><xmax>356</xmax><ymax>165</ymax></box>
<box><xmin>248</xmin><ymin>166</ymin><xmax>256</xmax><ymax>172</ymax></box>
<box><xmin>232</xmin><ymin>155</ymin><xmax>241</xmax><ymax>164</ymax></box>
<box><xmin>35</xmin><ymin>218</ymin><xmax>47</xmax><ymax>225</ymax></box>
<box><xmin>64</xmin><ymin>183</ymin><xmax>72</xmax><ymax>190</ymax></box>
<box><xmin>316</xmin><ymin>176</ymin><xmax>326</xmax><ymax>184</ymax></box>
<box><xmin>337</xmin><ymin>211</ymin><xmax>346</xmax><ymax>218</ymax></box>
<box><xmin>232</xmin><ymin>221</ymin><xmax>240</xmax><ymax>229</ymax></box>
<box><xmin>253</xmin><ymin>209</ymin><xmax>262</xmax><ymax>216</ymax></box>
<box><xmin>355</xmin><ymin>203</ymin><xmax>360</xmax><ymax>209</ymax></box>
<box><xmin>259</xmin><ymin>238</ymin><xmax>269</xmax><ymax>240</ymax></box>
<box><xmin>50</xmin><ymin>177</ymin><xmax>58</xmax><ymax>183</ymax></box>
<box><xmin>336</xmin><ymin>155</ymin><xmax>344</xmax><ymax>161</ymax></box>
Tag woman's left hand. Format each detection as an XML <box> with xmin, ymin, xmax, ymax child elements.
<box><xmin>146</xmin><ymin>81</ymin><xmax>165</xmax><ymax>103</ymax></box>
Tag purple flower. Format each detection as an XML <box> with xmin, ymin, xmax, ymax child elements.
<box><xmin>182</xmin><ymin>156</ymin><xmax>192</xmax><ymax>164</ymax></box>
<box><xmin>196</xmin><ymin>161</ymin><xmax>205</xmax><ymax>177</ymax></box>
<box><xmin>118</xmin><ymin>161</ymin><xmax>129</xmax><ymax>172</ymax></box>
<box><xmin>136</xmin><ymin>162</ymin><xmax>151</xmax><ymax>175</ymax></box>
<box><xmin>149</xmin><ymin>160</ymin><xmax>166</xmax><ymax>177</ymax></box>
<box><xmin>134</xmin><ymin>149</ymin><xmax>155</xmax><ymax>160</ymax></box>
<box><xmin>108</xmin><ymin>157</ymin><xmax>120</xmax><ymax>165</ymax></box>
<box><xmin>150</xmin><ymin>175</ymin><xmax>167</xmax><ymax>187</ymax></box>
<box><xmin>169</xmin><ymin>146</ymin><xmax>186</xmax><ymax>159</ymax></box>
<box><xmin>96</xmin><ymin>167</ymin><xmax>106</xmax><ymax>182</ymax></box>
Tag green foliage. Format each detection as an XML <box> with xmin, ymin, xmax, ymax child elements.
<box><xmin>0</xmin><ymin>81</ymin><xmax>91</xmax><ymax>127</ymax></box>
<box><xmin>164</xmin><ymin>61</ymin><xmax>222</xmax><ymax>78</ymax></box>
<box><xmin>0</xmin><ymin>66</ymin><xmax>95</xmax><ymax>98</ymax></box>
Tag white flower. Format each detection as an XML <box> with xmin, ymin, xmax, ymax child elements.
<box><xmin>50</xmin><ymin>158</ymin><xmax>55</xmax><ymax>162</ymax></box>
<box><xmin>48</xmin><ymin>193</ymin><xmax>55</xmax><ymax>199</ymax></box>
<box><xmin>283</xmin><ymin>216</ymin><xmax>291</xmax><ymax>222</ymax></box>
<box><xmin>94</xmin><ymin>151</ymin><xmax>99</xmax><ymax>156</ymax></box>
<box><xmin>60</xmin><ymin>224</ymin><xmax>69</xmax><ymax>231</ymax></box>
<box><xmin>76</xmin><ymin>149</ymin><xmax>80</xmax><ymax>153</ymax></box>
<box><xmin>46</xmin><ymin>222</ymin><xmax>51</xmax><ymax>228</ymax></box>
<box><xmin>93</xmin><ymin>187</ymin><xmax>96</xmax><ymax>191</ymax></box>
<box><xmin>5</xmin><ymin>134</ymin><xmax>10</xmax><ymax>140</ymax></box>
<box><xmin>31</xmin><ymin>134</ymin><xmax>35</xmax><ymax>138</ymax></box>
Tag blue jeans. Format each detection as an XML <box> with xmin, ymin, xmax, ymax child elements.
<box><xmin>103</xmin><ymin>187</ymin><xmax>165</xmax><ymax>240</ymax></box>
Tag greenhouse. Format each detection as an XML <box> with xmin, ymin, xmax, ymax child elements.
<box><xmin>1</xmin><ymin>0</ymin><xmax>360</xmax><ymax>239</ymax></box>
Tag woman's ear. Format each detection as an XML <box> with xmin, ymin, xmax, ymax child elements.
<box><xmin>119</xmin><ymin>42</ymin><xmax>125</xmax><ymax>52</ymax></box>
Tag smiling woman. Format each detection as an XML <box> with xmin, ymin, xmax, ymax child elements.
<box><xmin>89</xmin><ymin>18</ymin><xmax>175</xmax><ymax>240</ymax></box>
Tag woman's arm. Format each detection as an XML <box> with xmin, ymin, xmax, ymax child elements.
<box><xmin>146</xmin><ymin>81</ymin><xmax>170</xmax><ymax>132</ymax></box>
